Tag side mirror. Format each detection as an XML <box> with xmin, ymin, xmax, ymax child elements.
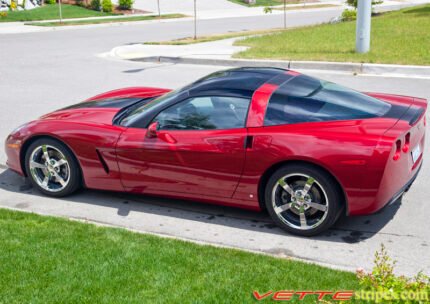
<box><xmin>146</xmin><ymin>121</ymin><xmax>159</xmax><ymax>138</ymax></box>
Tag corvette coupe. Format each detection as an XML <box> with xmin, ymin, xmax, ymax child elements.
<box><xmin>5</xmin><ymin>68</ymin><xmax>427</xmax><ymax>236</ymax></box>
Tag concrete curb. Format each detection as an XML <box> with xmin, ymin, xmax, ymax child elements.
<box><xmin>130</xmin><ymin>56</ymin><xmax>430</xmax><ymax>77</ymax></box>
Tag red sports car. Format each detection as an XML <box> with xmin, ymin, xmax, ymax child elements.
<box><xmin>5</xmin><ymin>68</ymin><xmax>427</xmax><ymax>236</ymax></box>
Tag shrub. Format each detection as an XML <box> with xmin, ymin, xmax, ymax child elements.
<box><xmin>263</xmin><ymin>6</ymin><xmax>272</xmax><ymax>14</ymax></box>
<box><xmin>89</xmin><ymin>0</ymin><xmax>100</xmax><ymax>10</ymax></box>
<box><xmin>118</xmin><ymin>0</ymin><xmax>133</xmax><ymax>10</ymax></box>
<box><xmin>9</xmin><ymin>1</ymin><xmax>17</xmax><ymax>9</ymax></box>
<box><xmin>356</xmin><ymin>244</ymin><xmax>430</xmax><ymax>303</ymax></box>
<box><xmin>341</xmin><ymin>9</ymin><xmax>356</xmax><ymax>21</ymax></box>
<box><xmin>44</xmin><ymin>0</ymin><xmax>56</xmax><ymax>4</ymax></box>
<box><xmin>0</xmin><ymin>11</ymin><xmax>7</xmax><ymax>18</ymax></box>
<box><xmin>101</xmin><ymin>0</ymin><xmax>112</xmax><ymax>12</ymax></box>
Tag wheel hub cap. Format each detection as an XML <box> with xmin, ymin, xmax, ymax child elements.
<box><xmin>29</xmin><ymin>145</ymin><xmax>70</xmax><ymax>193</ymax></box>
<box><xmin>272</xmin><ymin>173</ymin><xmax>329</xmax><ymax>231</ymax></box>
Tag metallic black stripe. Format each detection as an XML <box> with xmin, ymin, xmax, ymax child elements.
<box><xmin>266</xmin><ymin>73</ymin><xmax>295</xmax><ymax>86</ymax></box>
<box><xmin>382</xmin><ymin>103</ymin><xmax>410</xmax><ymax>120</ymax></box>
<box><xmin>401</xmin><ymin>106</ymin><xmax>424</xmax><ymax>125</ymax></box>
<box><xmin>60</xmin><ymin>97</ymin><xmax>146</xmax><ymax>110</ymax></box>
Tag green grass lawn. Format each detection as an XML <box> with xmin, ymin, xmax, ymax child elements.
<box><xmin>145</xmin><ymin>28</ymin><xmax>286</xmax><ymax>45</ymax></box>
<box><xmin>229</xmin><ymin>0</ymin><xmax>302</xmax><ymax>7</ymax></box>
<box><xmin>235</xmin><ymin>4</ymin><xmax>430</xmax><ymax>65</ymax></box>
<box><xmin>0</xmin><ymin>209</ymin><xmax>360</xmax><ymax>303</ymax></box>
<box><xmin>28</xmin><ymin>13</ymin><xmax>186</xmax><ymax>26</ymax></box>
<box><xmin>0</xmin><ymin>4</ymin><xmax>114</xmax><ymax>22</ymax></box>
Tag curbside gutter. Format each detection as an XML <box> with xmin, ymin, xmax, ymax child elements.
<box><xmin>130</xmin><ymin>56</ymin><xmax>430</xmax><ymax>78</ymax></box>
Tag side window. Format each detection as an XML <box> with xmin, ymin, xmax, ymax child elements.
<box><xmin>154</xmin><ymin>96</ymin><xmax>251</xmax><ymax>130</ymax></box>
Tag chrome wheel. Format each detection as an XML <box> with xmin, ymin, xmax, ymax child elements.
<box><xmin>29</xmin><ymin>145</ymin><xmax>70</xmax><ymax>193</ymax></box>
<box><xmin>271</xmin><ymin>173</ymin><xmax>329</xmax><ymax>231</ymax></box>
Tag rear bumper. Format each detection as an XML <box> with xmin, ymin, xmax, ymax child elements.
<box><xmin>385</xmin><ymin>162</ymin><xmax>422</xmax><ymax>207</ymax></box>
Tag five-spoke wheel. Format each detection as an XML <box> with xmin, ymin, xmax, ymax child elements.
<box><xmin>29</xmin><ymin>145</ymin><xmax>70</xmax><ymax>192</ymax></box>
<box><xmin>25</xmin><ymin>138</ymin><xmax>81</xmax><ymax>197</ymax></box>
<box><xmin>265</xmin><ymin>164</ymin><xmax>343</xmax><ymax>236</ymax></box>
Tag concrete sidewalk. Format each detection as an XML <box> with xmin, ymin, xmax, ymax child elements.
<box><xmin>110</xmin><ymin>38</ymin><xmax>430</xmax><ymax>78</ymax></box>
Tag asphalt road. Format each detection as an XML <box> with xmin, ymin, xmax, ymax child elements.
<box><xmin>0</xmin><ymin>11</ymin><xmax>429</xmax><ymax>276</ymax></box>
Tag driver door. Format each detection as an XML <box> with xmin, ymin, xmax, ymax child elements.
<box><xmin>116</xmin><ymin>95</ymin><xmax>251</xmax><ymax>198</ymax></box>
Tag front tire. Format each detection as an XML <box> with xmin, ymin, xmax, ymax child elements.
<box><xmin>265</xmin><ymin>164</ymin><xmax>343</xmax><ymax>236</ymax></box>
<box><xmin>25</xmin><ymin>138</ymin><xmax>81</xmax><ymax>197</ymax></box>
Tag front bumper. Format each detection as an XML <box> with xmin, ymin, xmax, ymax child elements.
<box><xmin>4</xmin><ymin>136</ymin><xmax>24</xmax><ymax>176</ymax></box>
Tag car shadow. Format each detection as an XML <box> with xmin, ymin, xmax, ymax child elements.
<box><xmin>0</xmin><ymin>169</ymin><xmax>402</xmax><ymax>244</ymax></box>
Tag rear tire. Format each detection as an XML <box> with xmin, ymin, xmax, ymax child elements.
<box><xmin>25</xmin><ymin>138</ymin><xmax>81</xmax><ymax>197</ymax></box>
<box><xmin>264</xmin><ymin>164</ymin><xmax>343</xmax><ymax>236</ymax></box>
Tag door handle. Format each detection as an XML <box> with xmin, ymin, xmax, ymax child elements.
<box><xmin>244</xmin><ymin>136</ymin><xmax>254</xmax><ymax>149</ymax></box>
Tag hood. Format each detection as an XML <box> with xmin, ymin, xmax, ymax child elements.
<box><xmin>38</xmin><ymin>87</ymin><xmax>171</xmax><ymax>125</ymax></box>
<box><xmin>39</xmin><ymin>97</ymin><xmax>154</xmax><ymax>125</ymax></box>
<box><xmin>39</xmin><ymin>107</ymin><xmax>122</xmax><ymax>125</ymax></box>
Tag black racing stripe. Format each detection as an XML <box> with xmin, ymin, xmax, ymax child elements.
<box><xmin>400</xmin><ymin>106</ymin><xmax>425</xmax><ymax>125</ymax></box>
<box><xmin>382</xmin><ymin>103</ymin><xmax>424</xmax><ymax>125</ymax></box>
<box><xmin>382</xmin><ymin>103</ymin><xmax>410</xmax><ymax>120</ymax></box>
<box><xmin>266</xmin><ymin>73</ymin><xmax>295</xmax><ymax>86</ymax></box>
<box><xmin>60</xmin><ymin>97</ymin><xmax>146</xmax><ymax>110</ymax></box>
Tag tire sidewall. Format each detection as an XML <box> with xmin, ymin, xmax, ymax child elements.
<box><xmin>265</xmin><ymin>164</ymin><xmax>342</xmax><ymax>237</ymax></box>
<box><xmin>24</xmin><ymin>138</ymin><xmax>81</xmax><ymax>197</ymax></box>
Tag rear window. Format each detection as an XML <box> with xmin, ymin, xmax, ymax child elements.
<box><xmin>264</xmin><ymin>75</ymin><xmax>391</xmax><ymax>126</ymax></box>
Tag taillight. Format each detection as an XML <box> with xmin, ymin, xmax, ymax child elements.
<box><xmin>393</xmin><ymin>140</ymin><xmax>401</xmax><ymax>161</ymax></box>
<box><xmin>424</xmin><ymin>115</ymin><xmax>427</xmax><ymax>127</ymax></box>
<box><xmin>402</xmin><ymin>133</ymin><xmax>410</xmax><ymax>153</ymax></box>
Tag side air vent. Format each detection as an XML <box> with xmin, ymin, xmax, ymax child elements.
<box><xmin>95</xmin><ymin>149</ymin><xmax>110</xmax><ymax>174</ymax></box>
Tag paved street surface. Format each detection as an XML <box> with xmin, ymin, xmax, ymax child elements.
<box><xmin>1</xmin><ymin>12</ymin><xmax>429</xmax><ymax>277</ymax></box>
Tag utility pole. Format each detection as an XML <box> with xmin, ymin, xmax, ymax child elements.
<box><xmin>356</xmin><ymin>0</ymin><xmax>371</xmax><ymax>53</ymax></box>
<box><xmin>157</xmin><ymin>0</ymin><xmax>160</xmax><ymax>17</ymax></box>
<box><xmin>193</xmin><ymin>0</ymin><xmax>197</xmax><ymax>40</ymax></box>
<box><xmin>283</xmin><ymin>0</ymin><xmax>286</xmax><ymax>29</ymax></box>
<box><xmin>58</xmin><ymin>0</ymin><xmax>62</xmax><ymax>24</ymax></box>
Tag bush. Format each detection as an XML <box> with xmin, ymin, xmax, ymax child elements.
<box><xmin>9</xmin><ymin>1</ymin><xmax>17</xmax><ymax>9</ymax></box>
<box><xmin>341</xmin><ymin>9</ymin><xmax>356</xmax><ymax>21</ymax></box>
<box><xmin>101</xmin><ymin>0</ymin><xmax>112</xmax><ymax>12</ymax></box>
<box><xmin>0</xmin><ymin>11</ymin><xmax>7</xmax><ymax>18</ymax></box>
<box><xmin>118</xmin><ymin>0</ymin><xmax>133</xmax><ymax>10</ymax></box>
<box><xmin>89</xmin><ymin>0</ymin><xmax>100</xmax><ymax>10</ymax></box>
<box><xmin>356</xmin><ymin>244</ymin><xmax>430</xmax><ymax>303</ymax></box>
<box><xmin>44</xmin><ymin>0</ymin><xmax>56</xmax><ymax>4</ymax></box>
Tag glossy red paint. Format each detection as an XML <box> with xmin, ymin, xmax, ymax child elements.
<box><xmin>116</xmin><ymin>127</ymin><xmax>248</xmax><ymax>199</ymax></box>
<box><xmin>246</xmin><ymin>83</ymin><xmax>278</xmax><ymax>128</ymax></box>
<box><xmin>85</xmin><ymin>87</ymin><xmax>171</xmax><ymax>101</ymax></box>
<box><xmin>5</xmin><ymin>85</ymin><xmax>427</xmax><ymax>216</ymax></box>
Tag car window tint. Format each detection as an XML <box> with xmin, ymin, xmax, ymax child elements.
<box><xmin>265</xmin><ymin>75</ymin><xmax>391</xmax><ymax>126</ymax></box>
<box><xmin>154</xmin><ymin>96</ymin><xmax>251</xmax><ymax>130</ymax></box>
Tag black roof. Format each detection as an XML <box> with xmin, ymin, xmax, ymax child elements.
<box><xmin>120</xmin><ymin>67</ymin><xmax>290</xmax><ymax>128</ymax></box>
<box><xmin>188</xmin><ymin>67</ymin><xmax>287</xmax><ymax>98</ymax></box>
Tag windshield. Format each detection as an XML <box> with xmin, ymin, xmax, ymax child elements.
<box><xmin>120</xmin><ymin>88</ymin><xmax>185</xmax><ymax>126</ymax></box>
